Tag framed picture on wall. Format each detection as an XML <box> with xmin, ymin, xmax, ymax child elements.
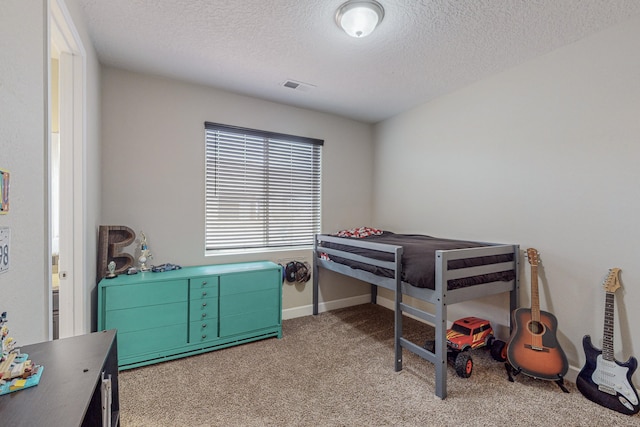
<box><xmin>0</xmin><ymin>227</ymin><xmax>9</xmax><ymax>274</ymax></box>
<box><xmin>0</xmin><ymin>169</ymin><xmax>9</xmax><ymax>214</ymax></box>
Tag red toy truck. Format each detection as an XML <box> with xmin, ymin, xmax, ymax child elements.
<box><xmin>425</xmin><ymin>316</ymin><xmax>507</xmax><ymax>378</ymax></box>
<box><xmin>446</xmin><ymin>316</ymin><xmax>494</xmax><ymax>351</ymax></box>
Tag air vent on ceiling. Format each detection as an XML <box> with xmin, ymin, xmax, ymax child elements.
<box><xmin>281</xmin><ymin>79</ymin><xmax>316</xmax><ymax>93</ymax></box>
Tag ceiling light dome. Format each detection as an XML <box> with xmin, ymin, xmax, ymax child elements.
<box><xmin>335</xmin><ymin>0</ymin><xmax>385</xmax><ymax>38</ymax></box>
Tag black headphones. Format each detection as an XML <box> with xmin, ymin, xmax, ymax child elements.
<box><xmin>284</xmin><ymin>261</ymin><xmax>311</xmax><ymax>283</ymax></box>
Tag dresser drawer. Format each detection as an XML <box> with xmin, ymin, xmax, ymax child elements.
<box><xmin>106</xmin><ymin>302</ymin><xmax>187</xmax><ymax>333</ymax></box>
<box><xmin>219</xmin><ymin>270</ymin><xmax>279</xmax><ymax>296</ymax></box>
<box><xmin>189</xmin><ymin>320</ymin><xmax>218</xmax><ymax>343</ymax></box>
<box><xmin>105</xmin><ymin>279</ymin><xmax>187</xmax><ymax>310</ymax></box>
<box><xmin>190</xmin><ymin>285</ymin><xmax>216</xmax><ymax>301</ymax></box>
<box><xmin>220</xmin><ymin>308</ymin><xmax>279</xmax><ymax>337</ymax></box>
<box><xmin>189</xmin><ymin>276</ymin><xmax>219</xmax><ymax>297</ymax></box>
<box><xmin>219</xmin><ymin>287</ymin><xmax>280</xmax><ymax>337</ymax></box>
<box><xmin>118</xmin><ymin>323</ymin><xmax>187</xmax><ymax>359</ymax></box>
<box><xmin>220</xmin><ymin>288</ymin><xmax>279</xmax><ymax>317</ymax></box>
<box><xmin>189</xmin><ymin>297</ymin><xmax>218</xmax><ymax>321</ymax></box>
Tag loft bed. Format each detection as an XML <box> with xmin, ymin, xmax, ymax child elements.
<box><xmin>312</xmin><ymin>230</ymin><xmax>520</xmax><ymax>399</ymax></box>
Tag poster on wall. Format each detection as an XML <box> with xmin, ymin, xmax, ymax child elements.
<box><xmin>0</xmin><ymin>169</ymin><xmax>9</xmax><ymax>214</ymax></box>
<box><xmin>0</xmin><ymin>227</ymin><xmax>9</xmax><ymax>274</ymax></box>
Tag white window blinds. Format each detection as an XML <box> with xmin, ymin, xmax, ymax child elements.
<box><xmin>205</xmin><ymin>122</ymin><xmax>322</xmax><ymax>252</ymax></box>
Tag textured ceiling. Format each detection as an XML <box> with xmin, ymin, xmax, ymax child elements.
<box><xmin>79</xmin><ymin>0</ymin><xmax>640</xmax><ymax>123</ymax></box>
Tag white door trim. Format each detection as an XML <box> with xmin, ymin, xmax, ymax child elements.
<box><xmin>50</xmin><ymin>0</ymin><xmax>87</xmax><ymax>338</ymax></box>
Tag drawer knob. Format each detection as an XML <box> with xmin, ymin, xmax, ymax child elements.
<box><xmin>202</xmin><ymin>281</ymin><xmax>207</xmax><ymax>286</ymax></box>
<box><xmin>201</xmin><ymin>313</ymin><xmax>207</xmax><ymax>318</ymax></box>
<box><xmin>202</xmin><ymin>334</ymin><xmax>207</xmax><ymax>339</ymax></box>
<box><xmin>202</xmin><ymin>323</ymin><xmax>207</xmax><ymax>328</ymax></box>
<box><xmin>202</xmin><ymin>302</ymin><xmax>207</xmax><ymax>307</ymax></box>
<box><xmin>202</xmin><ymin>291</ymin><xmax>207</xmax><ymax>296</ymax></box>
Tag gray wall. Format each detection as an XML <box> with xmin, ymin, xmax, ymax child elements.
<box><xmin>373</xmin><ymin>15</ymin><xmax>640</xmax><ymax>380</ymax></box>
<box><xmin>99</xmin><ymin>67</ymin><xmax>375</xmax><ymax>317</ymax></box>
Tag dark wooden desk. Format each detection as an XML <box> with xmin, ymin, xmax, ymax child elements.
<box><xmin>0</xmin><ymin>330</ymin><xmax>119</xmax><ymax>426</ymax></box>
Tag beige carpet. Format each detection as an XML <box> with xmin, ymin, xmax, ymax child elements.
<box><xmin>119</xmin><ymin>304</ymin><xmax>640</xmax><ymax>426</ymax></box>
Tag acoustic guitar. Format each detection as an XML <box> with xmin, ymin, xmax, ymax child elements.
<box><xmin>506</xmin><ymin>248</ymin><xmax>568</xmax><ymax>380</ymax></box>
<box><xmin>576</xmin><ymin>268</ymin><xmax>639</xmax><ymax>415</ymax></box>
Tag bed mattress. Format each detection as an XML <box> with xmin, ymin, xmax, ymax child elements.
<box><xmin>321</xmin><ymin>232</ymin><xmax>515</xmax><ymax>290</ymax></box>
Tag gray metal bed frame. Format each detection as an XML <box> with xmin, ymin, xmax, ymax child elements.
<box><xmin>312</xmin><ymin>234</ymin><xmax>520</xmax><ymax>399</ymax></box>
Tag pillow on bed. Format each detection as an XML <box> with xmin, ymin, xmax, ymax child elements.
<box><xmin>334</xmin><ymin>226</ymin><xmax>383</xmax><ymax>238</ymax></box>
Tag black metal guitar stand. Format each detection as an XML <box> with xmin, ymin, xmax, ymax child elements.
<box><xmin>504</xmin><ymin>362</ymin><xmax>569</xmax><ymax>393</ymax></box>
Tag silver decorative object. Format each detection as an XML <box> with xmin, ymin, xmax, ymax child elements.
<box><xmin>105</xmin><ymin>261</ymin><xmax>117</xmax><ymax>279</ymax></box>
<box><xmin>138</xmin><ymin>231</ymin><xmax>152</xmax><ymax>272</ymax></box>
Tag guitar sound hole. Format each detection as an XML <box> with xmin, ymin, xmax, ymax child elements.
<box><xmin>527</xmin><ymin>320</ymin><xmax>545</xmax><ymax>335</ymax></box>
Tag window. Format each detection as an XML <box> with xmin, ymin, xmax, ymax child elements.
<box><xmin>205</xmin><ymin>122</ymin><xmax>322</xmax><ymax>252</ymax></box>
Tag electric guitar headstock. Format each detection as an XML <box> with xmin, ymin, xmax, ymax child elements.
<box><xmin>603</xmin><ymin>268</ymin><xmax>621</xmax><ymax>294</ymax></box>
<box><xmin>526</xmin><ymin>248</ymin><xmax>540</xmax><ymax>267</ymax></box>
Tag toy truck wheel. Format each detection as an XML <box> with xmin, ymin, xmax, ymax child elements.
<box><xmin>490</xmin><ymin>339</ymin><xmax>507</xmax><ymax>362</ymax></box>
<box><xmin>455</xmin><ymin>352</ymin><xmax>473</xmax><ymax>378</ymax></box>
<box><xmin>423</xmin><ymin>339</ymin><xmax>435</xmax><ymax>353</ymax></box>
<box><xmin>485</xmin><ymin>334</ymin><xmax>495</xmax><ymax>348</ymax></box>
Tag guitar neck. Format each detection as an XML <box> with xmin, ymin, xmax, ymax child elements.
<box><xmin>602</xmin><ymin>291</ymin><xmax>615</xmax><ymax>361</ymax></box>
<box><xmin>530</xmin><ymin>264</ymin><xmax>541</xmax><ymax>322</ymax></box>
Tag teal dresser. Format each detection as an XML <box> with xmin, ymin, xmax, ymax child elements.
<box><xmin>97</xmin><ymin>261</ymin><xmax>282</xmax><ymax>369</ymax></box>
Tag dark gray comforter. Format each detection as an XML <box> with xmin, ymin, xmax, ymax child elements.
<box><xmin>322</xmin><ymin>232</ymin><xmax>515</xmax><ymax>290</ymax></box>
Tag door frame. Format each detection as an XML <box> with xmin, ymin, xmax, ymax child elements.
<box><xmin>49</xmin><ymin>0</ymin><xmax>87</xmax><ymax>338</ymax></box>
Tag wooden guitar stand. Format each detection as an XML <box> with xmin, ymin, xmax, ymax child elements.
<box><xmin>504</xmin><ymin>363</ymin><xmax>569</xmax><ymax>393</ymax></box>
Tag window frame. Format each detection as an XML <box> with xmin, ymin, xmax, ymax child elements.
<box><xmin>204</xmin><ymin>122</ymin><xmax>323</xmax><ymax>254</ymax></box>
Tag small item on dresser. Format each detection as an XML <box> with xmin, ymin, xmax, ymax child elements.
<box><xmin>151</xmin><ymin>263</ymin><xmax>181</xmax><ymax>273</ymax></box>
<box><xmin>0</xmin><ymin>312</ymin><xmax>45</xmax><ymax>396</ymax></box>
<box><xmin>97</xmin><ymin>225</ymin><xmax>136</xmax><ymax>282</ymax></box>
<box><xmin>138</xmin><ymin>231</ymin><xmax>152</xmax><ymax>271</ymax></box>
<box><xmin>127</xmin><ymin>267</ymin><xmax>138</xmax><ymax>275</ymax></box>
<box><xmin>105</xmin><ymin>261</ymin><xmax>117</xmax><ymax>279</ymax></box>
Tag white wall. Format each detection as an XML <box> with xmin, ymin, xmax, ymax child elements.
<box><xmin>100</xmin><ymin>67</ymin><xmax>374</xmax><ymax>316</ymax></box>
<box><xmin>374</xmin><ymin>15</ymin><xmax>640</xmax><ymax>380</ymax></box>
<box><xmin>0</xmin><ymin>0</ymin><xmax>48</xmax><ymax>344</ymax></box>
<box><xmin>0</xmin><ymin>0</ymin><xmax>101</xmax><ymax>344</ymax></box>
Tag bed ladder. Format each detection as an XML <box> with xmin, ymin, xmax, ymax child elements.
<box><xmin>394</xmin><ymin>258</ymin><xmax>449</xmax><ymax>399</ymax></box>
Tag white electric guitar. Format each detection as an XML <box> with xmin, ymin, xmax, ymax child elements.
<box><xmin>576</xmin><ymin>268</ymin><xmax>639</xmax><ymax>415</ymax></box>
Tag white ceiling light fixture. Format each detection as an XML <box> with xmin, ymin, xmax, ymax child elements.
<box><xmin>335</xmin><ymin>0</ymin><xmax>385</xmax><ymax>38</ymax></box>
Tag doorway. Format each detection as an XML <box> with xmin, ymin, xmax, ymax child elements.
<box><xmin>49</xmin><ymin>0</ymin><xmax>87</xmax><ymax>339</ymax></box>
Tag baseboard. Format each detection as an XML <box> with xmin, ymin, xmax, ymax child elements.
<box><xmin>281</xmin><ymin>305</ymin><xmax>314</xmax><ymax>320</ymax></box>
<box><xmin>285</xmin><ymin>294</ymin><xmax>437</xmax><ymax>325</ymax></box>
<box><xmin>565</xmin><ymin>365</ymin><xmax>578</xmax><ymax>383</ymax></box>
<box><xmin>282</xmin><ymin>294</ymin><xmax>371</xmax><ymax>320</ymax></box>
